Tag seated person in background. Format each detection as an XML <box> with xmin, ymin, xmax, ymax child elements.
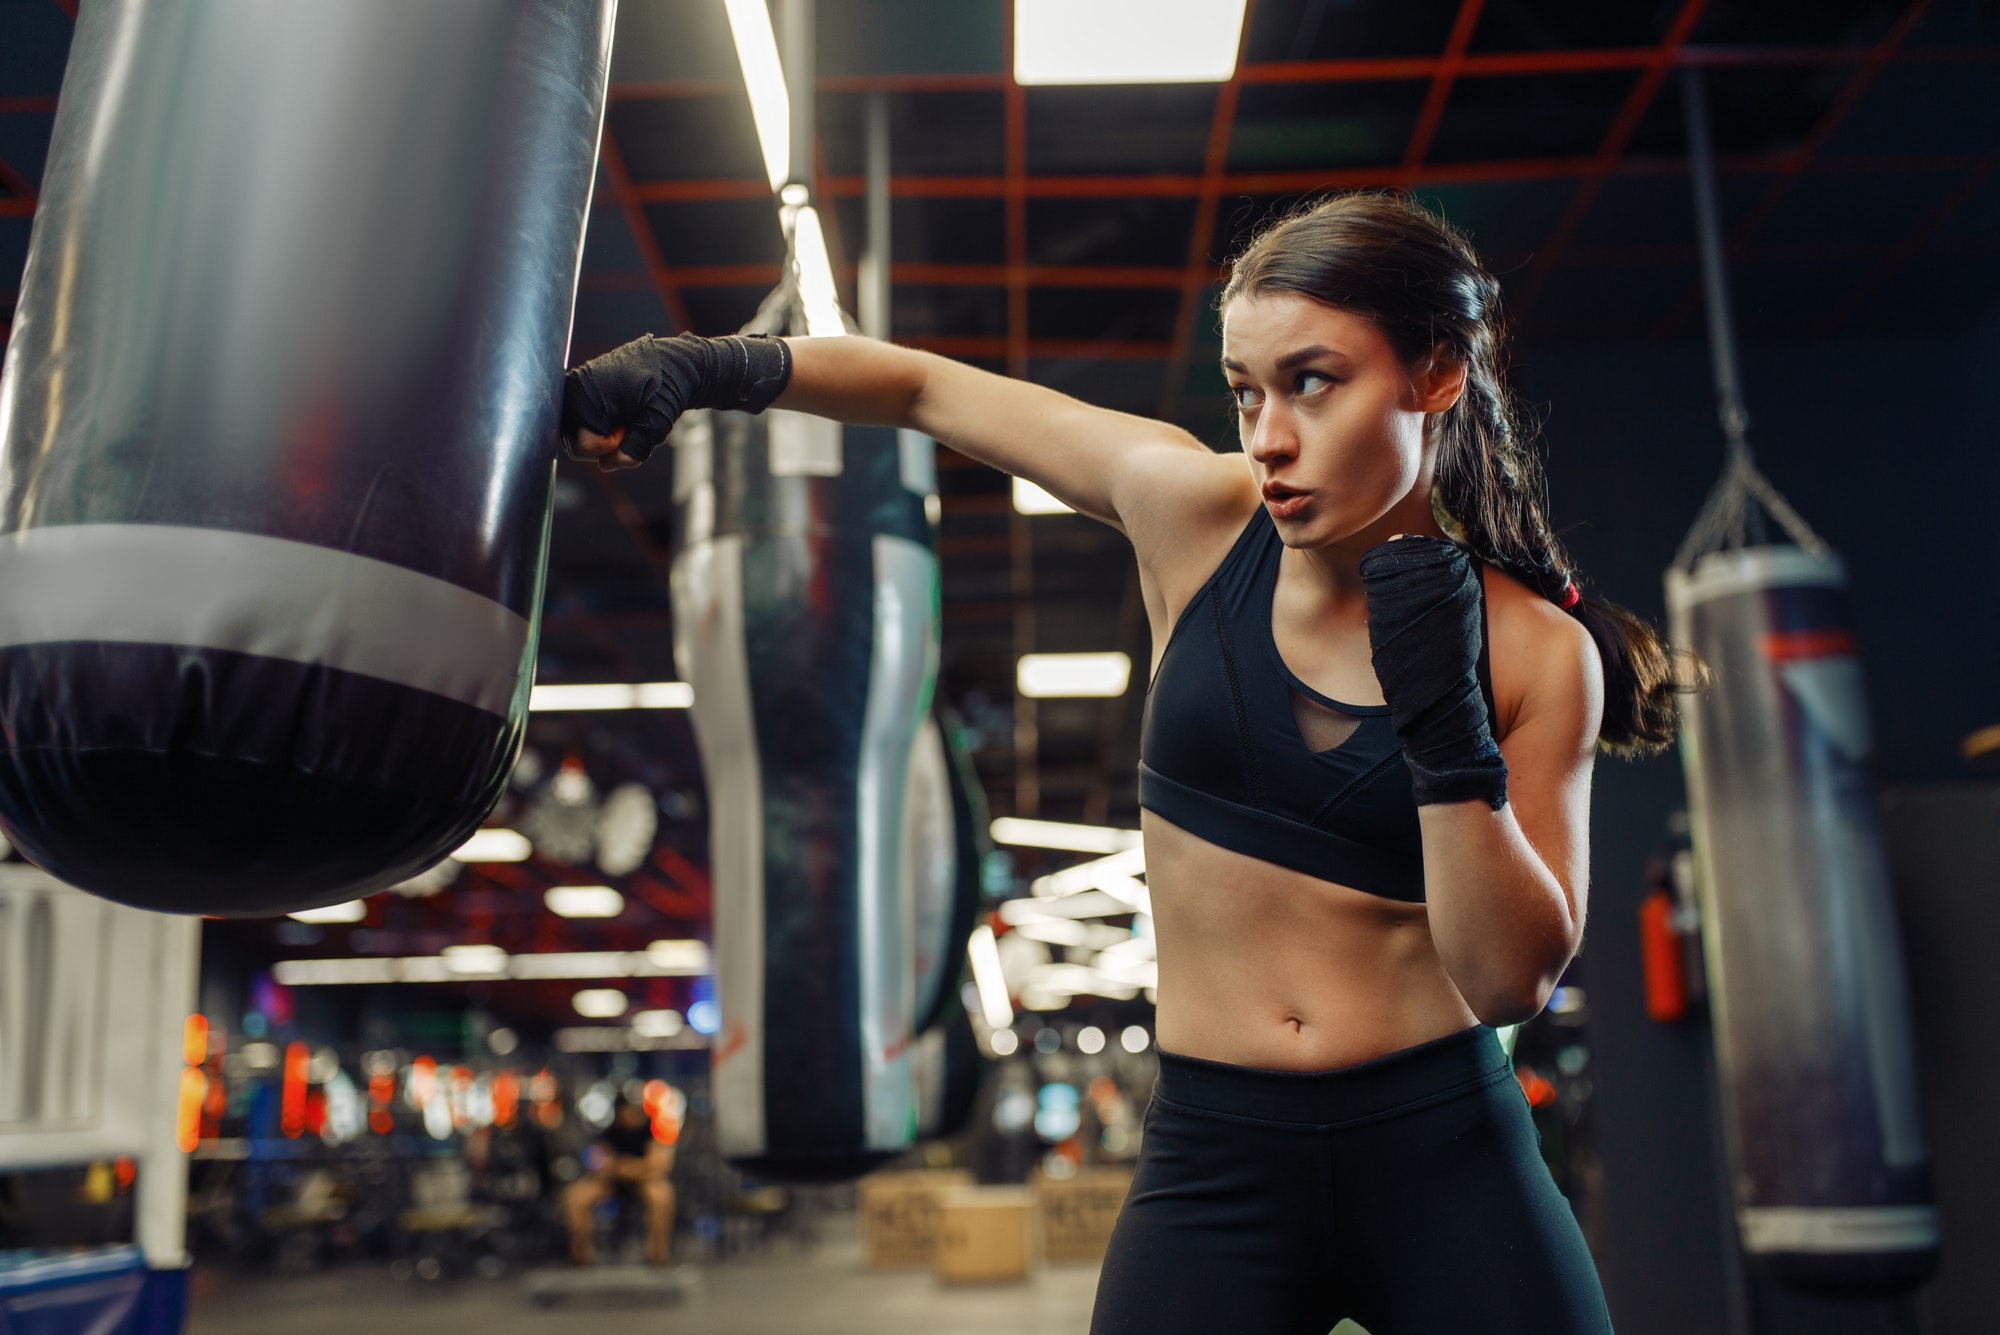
<box><xmin>562</xmin><ymin>1095</ymin><xmax>674</xmax><ymax>1266</ymax></box>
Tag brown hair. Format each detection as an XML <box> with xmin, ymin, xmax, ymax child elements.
<box><xmin>1220</xmin><ymin>191</ymin><xmax>1676</xmax><ymax>756</ymax></box>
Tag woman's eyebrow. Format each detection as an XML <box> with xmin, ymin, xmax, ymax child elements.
<box><xmin>1220</xmin><ymin>346</ymin><xmax>1353</xmax><ymax>375</ymax></box>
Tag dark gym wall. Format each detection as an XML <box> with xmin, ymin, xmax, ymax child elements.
<box><xmin>1517</xmin><ymin>306</ymin><xmax>2000</xmax><ymax>1335</ymax></box>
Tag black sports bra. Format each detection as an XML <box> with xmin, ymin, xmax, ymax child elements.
<box><xmin>1138</xmin><ymin>507</ymin><xmax>1494</xmax><ymax>904</ymax></box>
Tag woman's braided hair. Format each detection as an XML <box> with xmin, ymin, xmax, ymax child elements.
<box><xmin>1219</xmin><ymin>191</ymin><xmax>1676</xmax><ymax>755</ymax></box>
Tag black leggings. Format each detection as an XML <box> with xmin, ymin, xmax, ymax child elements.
<box><xmin>1091</xmin><ymin>1026</ymin><xmax>1613</xmax><ymax>1335</ymax></box>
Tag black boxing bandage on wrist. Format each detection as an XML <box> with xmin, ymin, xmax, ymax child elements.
<box><xmin>1358</xmin><ymin>536</ymin><xmax>1508</xmax><ymax>810</ymax></box>
<box><xmin>560</xmin><ymin>332</ymin><xmax>793</xmax><ymax>464</ymax></box>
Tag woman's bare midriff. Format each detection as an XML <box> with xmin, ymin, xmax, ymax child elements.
<box><xmin>1144</xmin><ymin>810</ymin><xmax>1479</xmax><ymax>1072</ymax></box>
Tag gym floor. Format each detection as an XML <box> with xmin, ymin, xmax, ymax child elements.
<box><xmin>184</xmin><ymin>1216</ymin><xmax>1101</xmax><ymax>1335</ymax></box>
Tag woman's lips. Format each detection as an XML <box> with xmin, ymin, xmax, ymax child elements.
<box><xmin>1262</xmin><ymin>482</ymin><xmax>1309</xmax><ymax>519</ymax></box>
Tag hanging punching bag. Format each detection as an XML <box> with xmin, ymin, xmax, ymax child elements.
<box><xmin>0</xmin><ymin>1</ymin><xmax>613</xmax><ymax>915</ymax></box>
<box><xmin>1668</xmin><ymin>546</ymin><xmax>1938</xmax><ymax>1295</ymax></box>
<box><xmin>672</xmin><ymin>407</ymin><xmax>940</xmax><ymax>1181</ymax></box>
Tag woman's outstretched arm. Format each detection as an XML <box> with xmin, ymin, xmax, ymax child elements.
<box><xmin>571</xmin><ymin>333</ymin><xmax>1223</xmax><ymax>534</ymax></box>
<box><xmin>777</xmin><ymin>336</ymin><xmax>1211</xmax><ymax>528</ymax></box>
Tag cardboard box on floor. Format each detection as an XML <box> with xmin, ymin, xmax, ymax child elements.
<box><xmin>936</xmin><ymin>1185</ymin><xmax>1038</xmax><ymax>1284</ymax></box>
<box><xmin>857</xmin><ymin>1169</ymin><xmax>974</xmax><ymax>1268</ymax></box>
<box><xmin>1034</xmin><ymin>1168</ymin><xmax>1134</xmax><ymax>1263</ymax></box>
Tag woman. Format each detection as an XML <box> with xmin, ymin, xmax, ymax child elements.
<box><xmin>561</xmin><ymin>193</ymin><xmax>1673</xmax><ymax>1333</ymax></box>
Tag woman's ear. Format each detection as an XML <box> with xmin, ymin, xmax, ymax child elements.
<box><xmin>1417</xmin><ymin>351</ymin><xmax>1468</xmax><ymax>415</ymax></box>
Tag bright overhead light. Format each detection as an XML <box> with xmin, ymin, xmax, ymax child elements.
<box><xmin>453</xmin><ymin>828</ymin><xmax>532</xmax><ymax>862</ymax></box>
<box><xmin>528</xmin><ymin>682</ymin><xmax>693</xmax><ymax>711</ymax></box>
<box><xmin>1121</xmin><ymin>1024</ymin><xmax>1151</xmax><ymax>1053</ymax></box>
<box><xmin>1077</xmin><ymin>1025</ymin><xmax>1106</xmax><ymax>1055</ymax></box>
<box><xmin>966</xmin><ymin>924</ymin><xmax>1016</xmax><ymax>1032</ymax></box>
<box><xmin>786</xmin><ymin>203</ymin><xmax>847</xmax><ymax>338</ymax></box>
<box><xmin>1015</xmin><ymin>0</ymin><xmax>1247</xmax><ymax>85</ymax></box>
<box><xmin>998</xmin><ymin>890</ymin><xmax>1132</xmax><ymax>923</ymax></box>
<box><xmin>1018</xmin><ymin>652</ymin><xmax>1131</xmax><ymax>698</ymax></box>
<box><xmin>990</xmin><ymin>817</ymin><xmax>1141</xmax><ymax>854</ymax></box>
<box><xmin>646</xmin><ymin>939</ymin><xmax>712</xmax><ymax>974</ymax></box>
<box><xmin>442</xmin><ymin>944</ymin><xmax>508</xmax><ymax>976</ymax></box>
<box><xmin>544</xmin><ymin>885</ymin><xmax>624</xmax><ymax>919</ymax></box>
<box><xmin>288</xmin><ymin>900</ymin><xmax>366</xmax><ymax>924</ymax></box>
<box><xmin>1012</xmin><ymin>477</ymin><xmax>1073</xmax><ymax>515</ymax></box>
<box><xmin>1032</xmin><ymin>846</ymin><xmax>1148</xmax><ymax>902</ymax></box>
<box><xmin>573</xmin><ymin>988</ymin><xmax>629</xmax><ymax>1019</ymax></box>
<box><xmin>632</xmin><ymin>1008</ymin><xmax>686</xmax><ymax>1038</ymax></box>
<box><xmin>272</xmin><ymin>946</ymin><xmax>714</xmax><ymax>986</ymax></box>
<box><xmin>722</xmin><ymin>0</ymin><xmax>790</xmax><ymax>190</ymax></box>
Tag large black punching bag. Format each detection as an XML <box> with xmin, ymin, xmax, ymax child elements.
<box><xmin>0</xmin><ymin>2</ymin><xmax>614</xmax><ymax>914</ymax></box>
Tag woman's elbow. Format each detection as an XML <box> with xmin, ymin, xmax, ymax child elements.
<box><xmin>1464</xmin><ymin>948</ymin><xmax>1575</xmax><ymax>1029</ymax></box>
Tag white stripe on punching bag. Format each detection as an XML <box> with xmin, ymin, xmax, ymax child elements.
<box><xmin>671</xmin><ymin>534</ymin><xmax>767</xmax><ymax>1159</ymax></box>
<box><xmin>854</xmin><ymin>534</ymin><xmax>939</xmax><ymax>1149</ymax></box>
<box><xmin>0</xmin><ymin>525</ymin><xmax>529</xmax><ymax>715</ymax></box>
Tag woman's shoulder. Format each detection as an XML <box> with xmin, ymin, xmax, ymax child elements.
<box><xmin>1481</xmin><ymin>563</ymin><xmax>1601</xmax><ymax>740</ymax></box>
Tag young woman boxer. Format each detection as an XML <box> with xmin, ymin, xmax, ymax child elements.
<box><xmin>560</xmin><ymin>192</ymin><xmax>1673</xmax><ymax>1333</ymax></box>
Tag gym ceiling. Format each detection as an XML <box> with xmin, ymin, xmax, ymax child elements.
<box><xmin>1</xmin><ymin>0</ymin><xmax>1996</xmax><ymax>1015</ymax></box>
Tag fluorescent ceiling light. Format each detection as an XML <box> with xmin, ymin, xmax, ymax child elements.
<box><xmin>966</xmin><ymin>924</ymin><xmax>1015</xmax><ymax>1031</ymax></box>
<box><xmin>442</xmin><ymin>944</ymin><xmax>508</xmax><ymax>976</ymax></box>
<box><xmin>1032</xmin><ymin>846</ymin><xmax>1147</xmax><ymax>898</ymax></box>
<box><xmin>1018</xmin><ymin>652</ymin><xmax>1131</xmax><ymax>698</ymax></box>
<box><xmin>1012</xmin><ymin>477</ymin><xmax>1073</xmax><ymax>515</ymax></box>
<box><xmin>631</xmin><ymin>1008</ymin><xmax>686</xmax><ymax>1038</ymax></box>
<box><xmin>573</xmin><ymin>988</ymin><xmax>629</xmax><ymax>1019</ymax></box>
<box><xmin>453</xmin><ymin>828</ymin><xmax>532</xmax><ymax>863</ymax></box>
<box><xmin>722</xmin><ymin>0</ymin><xmax>789</xmax><ymax>190</ymax></box>
<box><xmin>544</xmin><ymin>885</ymin><xmax>624</xmax><ymax>919</ymax></box>
<box><xmin>528</xmin><ymin>682</ymin><xmax>692</xmax><ymax>711</ymax></box>
<box><xmin>998</xmin><ymin>890</ymin><xmax>1132</xmax><ymax>924</ymax></box>
<box><xmin>272</xmin><ymin>947</ymin><xmax>713</xmax><ymax>986</ymax></box>
<box><xmin>288</xmin><ymin>900</ymin><xmax>366</xmax><ymax>924</ymax></box>
<box><xmin>646</xmin><ymin>939</ymin><xmax>712</xmax><ymax>973</ymax></box>
<box><xmin>788</xmin><ymin>203</ymin><xmax>847</xmax><ymax>338</ymax></box>
<box><xmin>990</xmin><ymin>817</ymin><xmax>1141</xmax><ymax>854</ymax></box>
<box><xmin>1015</xmin><ymin>0</ymin><xmax>1247</xmax><ymax>85</ymax></box>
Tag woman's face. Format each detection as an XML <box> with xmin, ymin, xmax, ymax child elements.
<box><xmin>1220</xmin><ymin>291</ymin><xmax>1464</xmax><ymax>551</ymax></box>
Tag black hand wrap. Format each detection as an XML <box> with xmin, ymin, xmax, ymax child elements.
<box><xmin>1359</xmin><ymin>536</ymin><xmax>1508</xmax><ymax>810</ymax></box>
<box><xmin>560</xmin><ymin>332</ymin><xmax>792</xmax><ymax>464</ymax></box>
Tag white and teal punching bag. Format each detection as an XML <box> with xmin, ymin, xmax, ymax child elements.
<box><xmin>0</xmin><ymin>1</ymin><xmax>614</xmax><ymax>914</ymax></box>
<box><xmin>671</xmin><ymin>395</ymin><xmax>941</xmax><ymax>1181</ymax></box>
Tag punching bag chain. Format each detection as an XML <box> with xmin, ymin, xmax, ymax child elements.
<box><xmin>1672</xmin><ymin>67</ymin><xmax>1827</xmax><ymax>573</ymax></box>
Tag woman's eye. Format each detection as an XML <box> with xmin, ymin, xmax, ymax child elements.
<box><xmin>1297</xmin><ymin>371</ymin><xmax>1334</xmax><ymax>395</ymax></box>
<box><xmin>1229</xmin><ymin>384</ymin><xmax>1259</xmax><ymax>410</ymax></box>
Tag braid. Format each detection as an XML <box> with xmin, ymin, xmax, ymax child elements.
<box><xmin>1432</xmin><ymin>324</ymin><xmax>1579</xmax><ymax>612</ymax></box>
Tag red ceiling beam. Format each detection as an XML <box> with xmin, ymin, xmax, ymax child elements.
<box><xmin>629</xmin><ymin>149</ymin><xmax>1971</xmax><ymax>209</ymax></box>
<box><xmin>0</xmin><ymin>152</ymin><xmax>35</xmax><ymax>207</ymax></box>
<box><xmin>1400</xmin><ymin>0</ymin><xmax>1486</xmax><ymax>178</ymax></box>
<box><xmin>596</xmin><ymin>130</ymin><xmax>692</xmax><ymax>333</ymax></box>
<box><xmin>1512</xmin><ymin>0</ymin><xmax>1710</xmax><ymax>317</ymax></box>
<box><xmin>1651</xmin><ymin>0</ymin><xmax>1934</xmax><ymax>339</ymax></box>
<box><xmin>1818</xmin><ymin>146</ymin><xmax>2000</xmax><ymax>334</ymax></box>
<box><xmin>0</xmin><ymin>96</ymin><xmax>59</xmax><ymax>113</ymax></box>
<box><xmin>1159</xmin><ymin>0</ymin><xmax>1256</xmax><ymax>421</ymax></box>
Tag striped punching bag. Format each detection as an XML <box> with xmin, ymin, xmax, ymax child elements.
<box><xmin>0</xmin><ymin>1</ymin><xmax>613</xmax><ymax>914</ymax></box>
<box><xmin>672</xmin><ymin>408</ymin><xmax>940</xmax><ymax>1181</ymax></box>
<box><xmin>1669</xmin><ymin>544</ymin><xmax>1938</xmax><ymax>1295</ymax></box>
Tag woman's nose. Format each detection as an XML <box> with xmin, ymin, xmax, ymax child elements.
<box><xmin>1247</xmin><ymin>404</ymin><xmax>1296</xmax><ymax>465</ymax></box>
